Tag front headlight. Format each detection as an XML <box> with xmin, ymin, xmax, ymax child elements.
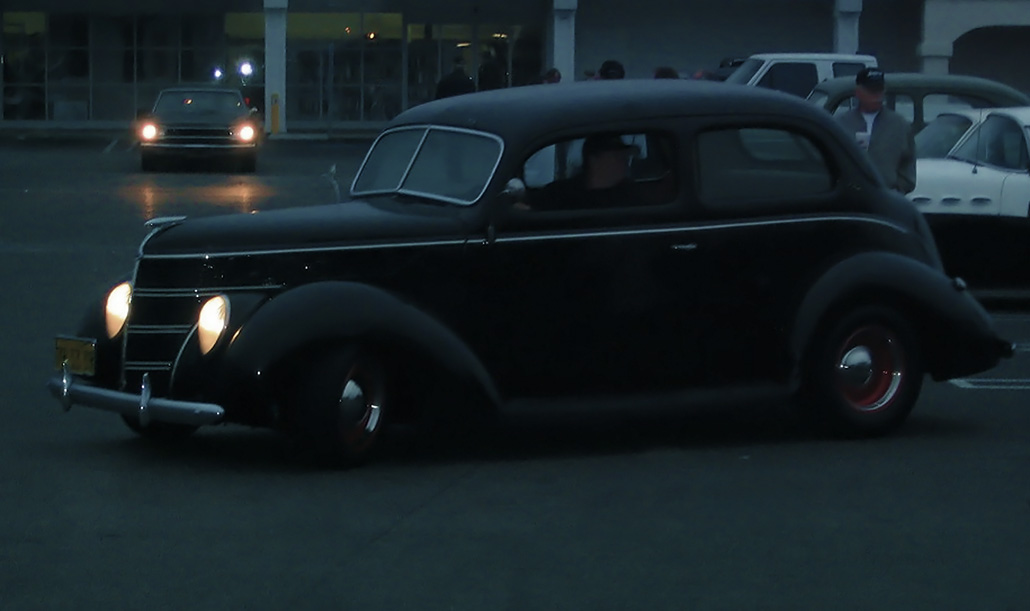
<box><xmin>140</xmin><ymin>123</ymin><xmax>159</xmax><ymax>141</ymax></box>
<box><xmin>237</xmin><ymin>125</ymin><xmax>256</xmax><ymax>142</ymax></box>
<box><xmin>105</xmin><ymin>282</ymin><xmax>132</xmax><ymax>338</ymax></box>
<box><xmin>198</xmin><ymin>295</ymin><xmax>230</xmax><ymax>354</ymax></box>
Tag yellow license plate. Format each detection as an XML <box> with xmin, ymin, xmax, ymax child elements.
<box><xmin>55</xmin><ymin>336</ymin><xmax>97</xmax><ymax>376</ymax></box>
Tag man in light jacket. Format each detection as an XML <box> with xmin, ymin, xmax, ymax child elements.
<box><xmin>836</xmin><ymin>68</ymin><xmax>917</xmax><ymax>194</ymax></box>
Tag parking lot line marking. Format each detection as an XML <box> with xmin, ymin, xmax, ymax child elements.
<box><xmin>103</xmin><ymin>138</ymin><xmax>118</xmax><ymax>153</ymax></box>
<box><xmin>950</xmin><ymin>378</ymin><xmax>1030</xmax><ymax>390</ymax></box>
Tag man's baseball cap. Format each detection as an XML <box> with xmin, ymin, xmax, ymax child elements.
<box><xmin>583</xmin><ymin>133</ymin><xmax>636</xmax><ymax>156</ymax></box>
<box><xmin>856</xmin><ymin>68</ymin><xmax>885</xmax><ymax>92</ymax></box>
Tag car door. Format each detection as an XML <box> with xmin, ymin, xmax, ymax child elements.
<box><xmin>684</xmin><ymin>121</ymin><xmax>848</xmax><ymax>386</ymax></box>
<box><xmin>463</xmin><ymin>130</ymin><xmax>702</xmax><ymax>398</ymax></box>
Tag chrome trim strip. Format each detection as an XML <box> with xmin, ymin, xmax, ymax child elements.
<box><xmin>138</xmin><ymin>373</ymin><xmax>153</xmax><ymax>427</ymax></box>
<box><xmin>142</xmin><ymin>143</ymin><xmax>255</xmax><ymax>150</ymax></box>
<box><xmin>133</xmin><ymin>284</ymin><xmax>282</xmax><ymax>296</ymax></box>
<box><xmin>45</xmin><ymin>374</ymin><xmax>225</xmax><ymax>426</ymax></box>
<box><xmin>144</xmin><ymin>216</ymin><xmax>187</xmax><ymax>229</ymax></box>
<box><xmin>127</xmin><ymin>325</ymin><xmax>194</xmax><ymax>334</ymax></box>
<box><xmin>493</xmin><ymin>215</ymin><xmax>906</xmax><ymax>244</ymax></box>
<box><xmin>142</xmin><ymin>238</ymin><xmax>469</xmax><ymax>260</ymax></box>
<box><xmin>124</xmin><ymin>362</ymin><xmax>173</xmax><ymax>371</ymax></box>
<box><xmin>138</xmin><ymin>215</ymin><xmax>905</xmax><ymax>260</ymax></box>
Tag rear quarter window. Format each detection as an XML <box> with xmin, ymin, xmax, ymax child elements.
<box><xmin>696</xmin><ymin>127</ymin><xmax>834</xmax><ymax>207</ymax></box>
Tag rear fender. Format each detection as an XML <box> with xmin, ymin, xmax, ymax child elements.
<box><xmin>792</xmin><ymin>252</ymin><xmax>1003</xmax><ymax>382</ymax></box>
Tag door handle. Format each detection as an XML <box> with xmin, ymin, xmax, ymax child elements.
<box><xmin>671</xmin><ymin>243</ymin><xmax>698</xmax><ymax>251</ymax></box>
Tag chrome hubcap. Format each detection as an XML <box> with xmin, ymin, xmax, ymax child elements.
<box><xmin>339</xmin><ymin>374</ymin><xmax>381</xmax><ymax>443</ymax></box>
<box><xmin>836</xmin><ymin>325</ymin><xmax>904</xmax><ymax>412</ymax></box>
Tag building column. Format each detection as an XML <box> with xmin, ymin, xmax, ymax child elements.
<box><xmin>264</xmin><ymin>0</ymin><xmax>288</xmax><ymax>134</ymax></box>
<box><xmin>551</xmin><ymin>0</ymin><xmax>576</xmax><ymax>82</ymax></box>
<box><xmin>918</xmin><ymin>40</ymin><xmax>953</xmax><ymax>75</ymax></box>
<box><xmin>834</xmin><ymin>0</ymin><xmax>863</xmax><ymax>54</ymax></box>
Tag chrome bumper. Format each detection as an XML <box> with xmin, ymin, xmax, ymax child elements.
<box><xmin>46</xmin><ymin>363</ymin><xmax>225</xmax><ymax>427</ymax></box>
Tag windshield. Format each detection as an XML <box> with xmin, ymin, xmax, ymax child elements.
<box><xmin>724</xmin><ymin>58</ymin><xmax>762</xmax><ymax>85</ymax></box>
<box><xmin>806</xmin><ymin>90</ymin><xmax>828</xmax><ymax>107</ymax></box>
<box><xmin>352</xmin><ymin>126</ymin><xmax>503</xmax><ymax>205</ymax></box>
<box><xmin>154</xmin><ymin>90</ymin><xmax>245</xmax><ymax>114</ymax></box>
<box><xmin>916</xmin><ymin>113</ymin><xmax>975</xmax><ymax>159</ymax></box>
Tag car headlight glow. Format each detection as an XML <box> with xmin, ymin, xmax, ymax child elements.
<box><xmin>140</xmin><ymin>123</ymin><xmax>159</xmax><ymax>140</ymax></box>
<box><xmin>198</xmin><ymin>295</ymin><xmax>230</xmax><ymax>354</ymax></box>
<box><xmin>105</xmin><ymin>282</ymin><xmax>132</xmax><ymax>338</ymax></box>
<box><xmin>237</xmin><ymin>125</ymin><xmax>256</xmax><ymax>142</ymax></box>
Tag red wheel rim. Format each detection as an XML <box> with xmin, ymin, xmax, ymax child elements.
<box><xmin>337</xmin><ymin>364</ymin><xmax>383</xmax><ymax>451</ymax></box>
<box><xmin>835</xmin><ymin>324</ymin><xmax>905</xmax><ymax>412</ymax></box>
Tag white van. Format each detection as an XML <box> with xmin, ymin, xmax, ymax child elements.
<box><xmin>724</xmin><ymin>53</ymin><xmax>878</xmax><ymax>97</ymax></box>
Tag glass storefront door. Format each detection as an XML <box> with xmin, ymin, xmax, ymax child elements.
<box><xmin>286</xmin><ymin>12</ymin><xmax>401</xmax><ymax>127</ymax></box>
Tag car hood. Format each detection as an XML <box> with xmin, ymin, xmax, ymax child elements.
<box><xmin>152</xmin><ymin>110</ymin><xmax>249</xmax><ymax>125</ymax></box>
<box><xmin>142</xmin><ymin>199</ymin><xmax>472</xmax><ymax>256</ymax></box>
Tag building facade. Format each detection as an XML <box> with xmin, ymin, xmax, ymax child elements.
<box><xmin>1</xmin><ymin>0</ymin><xmax>1028</xmax><ymax>132</ymax></box>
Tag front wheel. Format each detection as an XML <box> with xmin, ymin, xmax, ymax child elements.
<box><xmin>291</xmin><ymin>346</ymin><xmax>388</xmax><ymax>467</ymax></box>
<box><xmin>802</xmin><ymin>305</ymin><xmax>924</xmax><ymax>437</ymax></box>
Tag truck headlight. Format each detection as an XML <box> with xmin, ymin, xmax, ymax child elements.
<box><xmin>198</xmin><ymin>295</ymin><xmax>229</xmax><ymax>354</ymax></box>
<box><xmin>105</xmin><ymin>282</ymin><xmax>132</xmax><ymax>338</ymax></box>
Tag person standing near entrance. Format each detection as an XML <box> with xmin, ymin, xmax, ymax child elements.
<box><xmin>836</xmin><ymin>68</ymin><xmax>916</xmax><ymax>194</ymax></box>
<box><xmin>435</xmin><ymin>56</ymin><xmax>476</xmax><ymax>100</ymax></box>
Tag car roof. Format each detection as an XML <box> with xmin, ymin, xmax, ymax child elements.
<box><xmin>982</xmin><ymin>106</ymin><xmax>1030</xmax><ymax>125</ymax></box>
<box><xmin>389</xmin><ymin>79</ymin><xmax>842</xmax><ymax>146</ymax></box>
<box><xmin>157</xmin><ymin>87</ymin><xmax>243</xmax><ymax>95</ymax></box>
<box><xmin>746</xmin><ymin>52</ymin><xmax>877</xmax><ymax>62</ymax></box>
<box><xmin>810</xmin><ymin>72</ymin><xmax>1030</xmax><ymax>103</ymax></box>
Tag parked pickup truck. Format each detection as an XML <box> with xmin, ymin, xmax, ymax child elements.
<box><xmin>724</xmin><ymin>52</ymin><xmax>878</xmax><ymax>97</ymax></box>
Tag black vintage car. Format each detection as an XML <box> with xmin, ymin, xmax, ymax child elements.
<box><xmin>136</xmin><ymin>87</ymin><xmax>262</xmax><ymax>172</ymax></box>
<box><xmin>49</xmin><ymin>80</ymin><xmax>1011</xmax><ymax>465</ymax></box>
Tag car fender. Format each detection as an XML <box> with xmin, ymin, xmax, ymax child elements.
<box><xmin>791</xmin><ymin>251</ymin><xmax>1001</xmax><ymax>381</ymax></box>
<box><xmin>223</xmin><ymin>281</ymin><xmax>501</xmax><ymax>408</ymax></box>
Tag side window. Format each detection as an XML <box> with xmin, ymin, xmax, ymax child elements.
<box><xmin>519</xmin><ymin>131</ymin><xmax>678</xmax><ymax>212</ymax></box>
<box><xmin>830</xmin><ymin>95</ymin><xmax>858</xmax><ymax>118</ymax></box>
<box><xmin>757</xmin><ymin>62</ymin><xmax>819</xmax><ymax>97</ymax></box>
<box><xmin>891</xmin><ymin>94</ymin><xmax>915</xmax><ymax>124</ymax></box>
<box><xmin>952</xmin><ymin>115</ymin><xmax>1028</xmax><ymax>170</ymax></box>
<box><xmin>923</xmin><ymin>93</ymin><xmax>994</xmax><ymax>123</ymax></box>
<box><xmin>832</xmin><ymin>62</ymin><xmax>868</xmax><ymax>78</ymax></box>
<box><xmin>915</xmin><ymin>113</ymin><xmax>974</xmax><ymax>159</ymax></box>
<box><xmin>697</xmin><ymin>127</ymin><xmax>834</xmax><ymax>205</ymax></box>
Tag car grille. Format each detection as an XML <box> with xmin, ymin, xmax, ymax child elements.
<box><xmin>165</xmin><ymin>127</ymin><xmax>232</xmax><ymax>138</ymax></box>
<box><xmin>120</xmin><ymin>255</ymin><xmax>279</xmax><ymax>395</ymax></box>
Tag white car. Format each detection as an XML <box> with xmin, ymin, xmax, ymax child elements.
<box><xmin>909</xmin><ymin>107</ymin><xmax>1030</xmax><ymax>217</ymax></box>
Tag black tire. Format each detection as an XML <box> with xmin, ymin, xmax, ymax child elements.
<box><xmin>801</xmin><ymin>305</ymin><xmax>924</xmax><ymax>437</ymax></box>
<box><xmin>291</xmin><ymin>346</ymin><xmax>388</xmax><ymax>467</ymax></box>
<box><xmin>121</xmin><ymin>414</ymin><xmax>198</xmax><ymax>440</ymax></box>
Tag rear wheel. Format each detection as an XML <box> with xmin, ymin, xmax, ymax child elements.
<box><xmin>291</xmin><ymin>346</ymin><xmax>387</xmax><ymax>466</ymax></box>
<box><xmin>802</xmin><ymin>305</ymin><xmax>924</xmax><ymax>436</ymax></box>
